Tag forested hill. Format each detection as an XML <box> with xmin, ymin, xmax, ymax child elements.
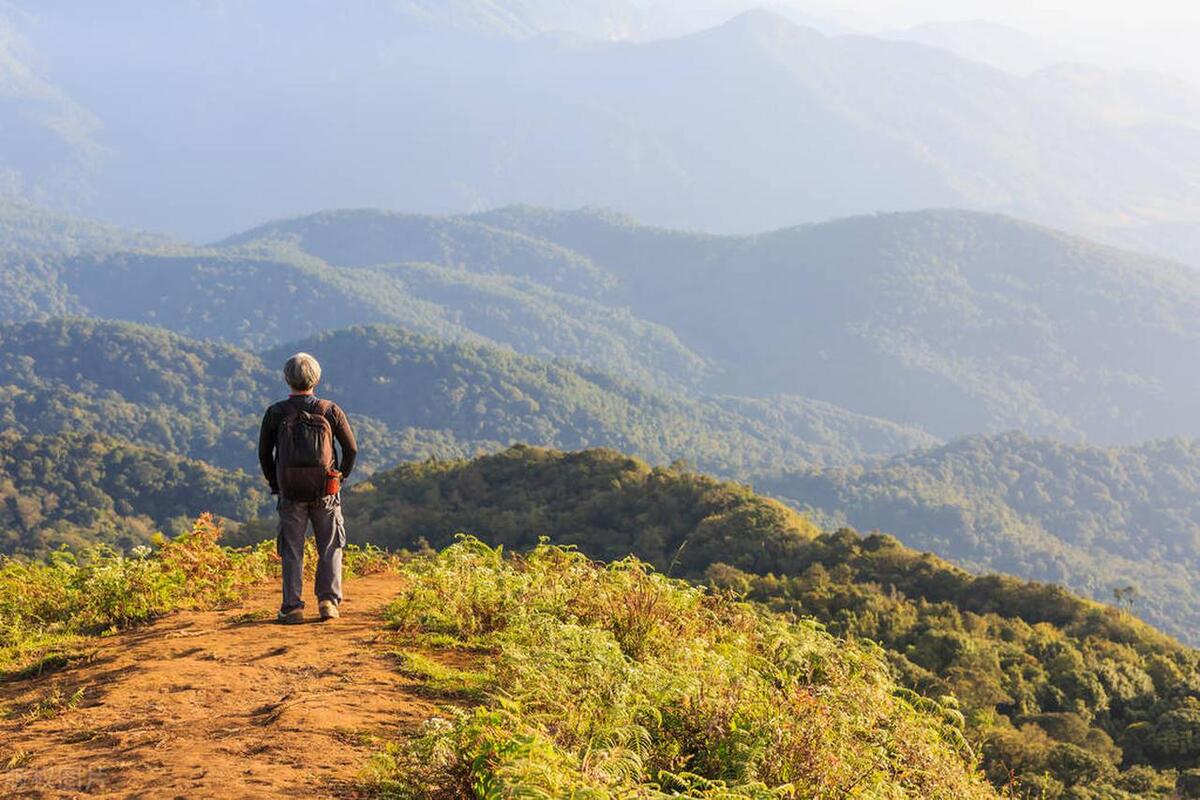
<box><xmin>754</xmin><ymin>433</ymin><xmax>1200</xmax><ymax>645</ymax></box>
<box><xmin>0</xmin><ymin>214</ymin><xmax>706</xmax><ymax>390</ymax></box>
<box><xmin>8</xmin><ymin>200</ymin><xmax>1200</xmax><ymax>444</ymax></box>
<box><xmin>0</xmin><ymin>430</ymin><xmax>267</xmax><ymax>556</ymax></box>
<box><xmin>0</xmin><ymin>197</ymin><xmax>168</xmax><ymax>256</ymax></box>
<box><xmin>0</xmin><ymin>318</ymin><xmax>930</xmax><ymax>494</ymax></box>
<box><xmin>234</xmin><ymin>205</ymin><xmax>1200</xmax><ymax>444</ymax></box>
<box><xmin>218</xmin><ymin>208</ymin><xmax>616</xmax><ymax>296</ymax></box>
<box><xmin>233</xmin><ymin>445</ymin><xmax>1200</xmax><ymax>798</ymax></box>
<box><xmin>269</xmin><ymin>326</ymin><xmax>933</xmax><ymax>470</ymax></box>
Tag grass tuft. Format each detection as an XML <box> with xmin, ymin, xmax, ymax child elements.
<box><xmin>392</xmin><ymin>650</ymin><xmax>491</xmax><ymax>701</ymax></box>
<box><xmin>8</xmin><ymin>684</ymin><xmax>87</xmax><ymax>722</ymax></box>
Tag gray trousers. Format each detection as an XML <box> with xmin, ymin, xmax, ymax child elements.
<box><xmin>277</xmin><ymin>494</ymin><xmax>345</xmax><ymax>613</ymax></box>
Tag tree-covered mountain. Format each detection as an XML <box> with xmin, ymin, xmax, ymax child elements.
<box><xmin>218</xmin><ymin>208</ymin><xmax>616</xmax><ymax>296</ymax></box>
<box><xmin>272</xmin><ymin>325</ymin><xmax>934</xmax><ymax>471</ymax></box>
<box><xmin>0</xmin><ymin>198</ymin><xmax>173</xmax><ymax>322</ymax></box>
<box><xmin>259</xmin><ymin>205</ymin><xmax>1200</xmax><ymax>444</ymax></box>
<box><xmin>12</xmin><ymin>201</ymin><xmax>1200</xmax><ymax>446</ymax></box>
<box><xmin>0</xmin><ymin>197</ymin><xmax>166</xmax><ymax>256</ymax></box>
<box><xmin>13</xmin><ymin>196</ymin><xmax>1200</xmax><ymax>440</ymax></box>
<box><xmin>754</xmin><ymin>432</ymin><xmax>1200</xmax><ymax>646</ymax></box>
<box><xmin>237</xmin><ymin>445</ymin><xmax>1200</xmax><ymax>797</ymax></box>
<box><xmin>2</xmin><ymin>243</ymin><xmax>705</xmax><ymax>389</ymax></box>
<box><xmin>0</xmin><ymin>318</ymin><xmax>275</xmax><ymax>470</ymax></box>
<box><xmin>0</xmin><ymin>430</ymin><xmax>267</xmax><ymax>556</ymax></box>
<box><xmin>0</xmin><ymin>318</ymin><xmax>931</xmax><ymax>483</ymax></box>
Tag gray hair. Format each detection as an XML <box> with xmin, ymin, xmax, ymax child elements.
<box><xmin>283</xmin><ymin>352</ymin><xmax>321</xmax><ymax>391</ymax></box>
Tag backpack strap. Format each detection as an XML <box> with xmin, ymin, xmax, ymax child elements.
<box><xmin>315</xmin><ymin>399</ymin><xmax>338</xmax><ymax>470</ymax></box>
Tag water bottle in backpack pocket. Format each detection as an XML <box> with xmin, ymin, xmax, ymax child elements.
<box><xmin>275</xmin><ymin>401</ymin><xmax>337</xmax><ymax>501</ymax></box>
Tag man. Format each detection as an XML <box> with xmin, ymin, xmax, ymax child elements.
<box><xmin>258</xmin><ymin>352</ymin><xmax>358</xmax><ymax>624</ymax></box>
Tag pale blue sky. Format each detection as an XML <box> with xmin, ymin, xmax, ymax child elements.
<box><xmin>645</xmin><ymin>0</ymin><xmax>1200</xmax><ymax>82</ymax></box>
<box><xmin>794</xmin><ymin>0</ymin><xmax>1200</xmax><ymax>81</ymax></box>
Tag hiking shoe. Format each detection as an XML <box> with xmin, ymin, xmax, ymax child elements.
<box><xmin>278</xmin><ymin>607</ymin><xmax>304</xmax><ymax>625</ymax></box>
<box><xmin>319</xmin><ymin>600</ymin><xmax>340</xmax><ymax>621</ymax></box>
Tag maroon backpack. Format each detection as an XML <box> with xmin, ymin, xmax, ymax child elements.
<box><xmin>275</xmin><ymin>399</ymin><xmax>336</xmax><ymax>501</ymax></box>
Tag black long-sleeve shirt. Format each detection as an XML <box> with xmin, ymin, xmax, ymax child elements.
<box><xmin>258</xmin><ymin>395</ymin><xmax>358</xmax><ymax>493</ymax></box>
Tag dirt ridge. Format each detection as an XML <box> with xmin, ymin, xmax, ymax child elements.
<box><xmin>1</xmin><ymin>573</ymin><xmax>429</xmax><ymax>799</ymax></box>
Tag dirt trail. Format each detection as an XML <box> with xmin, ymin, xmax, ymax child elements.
<box><xmin>0</xmin><ymin>573</ymin><xmax>436</xmax><ymax>799</ymax></box>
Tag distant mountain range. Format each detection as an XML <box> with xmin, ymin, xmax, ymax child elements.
<box><xmin>235</xmin><ymin>204</ymin><xmax>1200</xmax><ymax>445</ymax></box>
<box><xmin>10</xmin><ymin>199</ymin><xmax>1200</xmax><ymax>444</ymax></box>
<box><xmin>10</xmin><ymin>201</ymin><xmax>1200</xmax><ymax>444</ymax></box>
<box><xmin>5</xmin><ymin>3</ymin><xmax>1200</xmax><ymax>263</ymax></box>
<box><xmin>7</xmin><ymin>199</ymin><xmax>1200</xmax><ymax>641</ymax></box>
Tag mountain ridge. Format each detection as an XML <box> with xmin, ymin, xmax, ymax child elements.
<box><xmin>12</xmin><ymin>200</ymin><xmax>1200</xmax><ymax>445</ymax></box>
<box><xmin>434</xmin><ymin>205</ymin><xmax>1200</xmax><ymax>442</ymax></box>
<box><xmin>0</xmin><ymin>317</ymin><xmax>933</xmax><ymax>502</ymax></box>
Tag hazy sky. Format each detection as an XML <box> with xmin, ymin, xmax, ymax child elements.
<box><xmin>799</xmin><ymin>0</ymin><xmax>1200</xmax><ymax>81</ymax></box>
